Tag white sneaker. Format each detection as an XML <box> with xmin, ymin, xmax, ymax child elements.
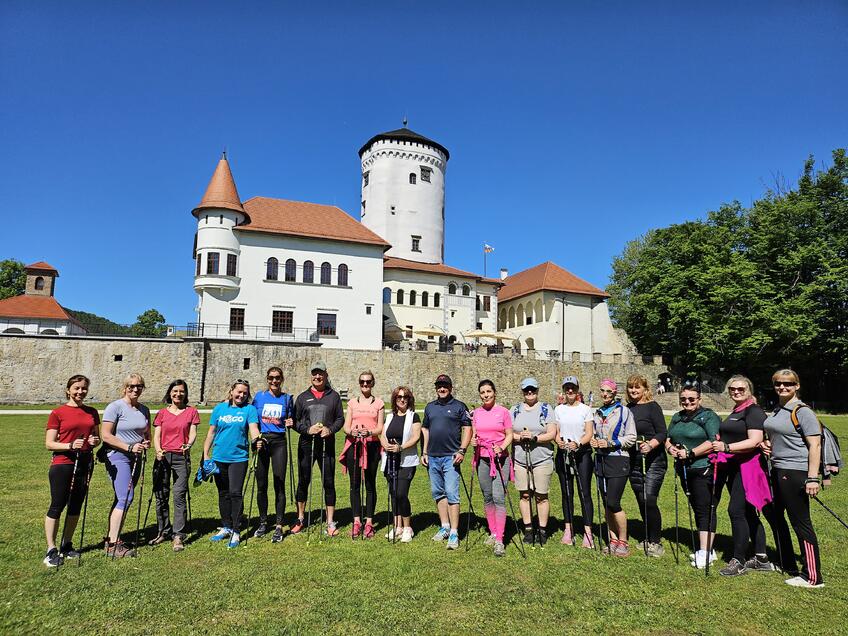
<box><xmin>227</xmin><ymin>532</ymin><xmax>241</xmax><ymax>549</ymax></box>
<box><xmin>400</xmin><ymin>527</ymin><xmax>414</xmax><ymax>543</ymax></box>
<box><xmin>693</xmin><ymin>550</ymin><xmax>717</xmax><ymax>569</ymax></box>
<box><xmin>785</xmin><ymin>576</ymin><xmax>824</xmax><ymax>589</ymax></box>
<box><xmin>432</xmin><ymin>526</ymin><xmax>449</xmax><ymax>541</ymax></box>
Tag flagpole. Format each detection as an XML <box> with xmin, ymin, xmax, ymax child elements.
<box><xmin>483</xmin><ymin>243</ymin><xmax>487</xmax><ymax>278</ymax></box>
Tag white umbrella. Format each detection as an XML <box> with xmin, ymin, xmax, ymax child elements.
<box><xmin>463</xmin><ymin>329</ymin><xmax>499</xmax><ymax>340</ymax></box>
<box><xmin>414</xmin><ymin>327</ymin><xmax>446</xmax><ymax>338</ymax></box>
<box><xmin>493</xmin><ymin>331</ymin><xmax>519</xmax><ymax>341</ymax></box>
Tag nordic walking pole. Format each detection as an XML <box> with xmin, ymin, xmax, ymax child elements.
<box><xmin>562</xmin><ymin>445</ymin><xmax>576</xmax><ymax>550</ymax></box>
<box><xmin>672</xmin><ymin>456</ymin><xmax>680</xmax><ymax>565</ymax></box>
<box><xmin>523</xmin><ymin>428</ymin><xmax>537</xmax><ymax>545</ymax></box>
<box><xmin>318</xmin><ymin>431</ymin><xmax>327</xmax><ymax>542</ymax></box>
<box><xmin>358</xmin><ymin>434</ymin><xmax>366</xmax><ymax>531</ymax></box>
<box><xmin>569</xmin><ymin>441</ymin><xmax>591</xmax><ymax>548</ymax></box>
<box><xmin>392</xmin><ymin>443</ymin><xmax>400</xmax><ymax>545</ymax></box>
<box><xmin>464</xmin><ymin>448</ymin><xmax>477</xmax><ymax>551</ymax></box>
<box><xmin>458</xmin><ymin>464</ymin><xmax>479</xmax><ymax>546</ymax></box>
<box><xmin>183</xmin><ymin>448</ymin><xmax>193</xmax><ymax>537</ymax></box>
<box><xmin>593</xmin><ymin>450</ymin><xmax>605</xmax><ymax>553</ymax></box>
<box><xmin>678</xmin><ymin>448</ymin><xmax>697</xmax><ymax>558</ymax></box>
<box><xmin>763</xmin><ymin>443</ymin><xmax>786</xmax><ymax>571</ymax></box>
<box><xmin>705</xmin><ymin>435</ymin><xmax>720</xmax><ymax>577</ymax></box>
<box><xmin>142</xmin><ymin>459</ymin><xmax>160</xmax><ymax>543</ymax></box>
<box><xmin>306</xmin><ymin>433</ymin><xmax>315</xmax><ymax>545</ymax></box>
<box><xmin>813</xmin><ymin>496</ymin><xmax>848</xmax><ymax>530</ymax></box>
<box><xmin>57</xmin><ymin>440</ymin><xmax>82</xmax><ymax>571</ymax></box>
<box><xmin>113</xmin><ymin>452</ymin><xmax>140</xmax><ymax>559</ymax></box>
<box><xmin>494</xmin><ymin>452</ymin><xmax>527</xmax><ymax>559</ymax></box>
<box><xmin>133</xmin><ymin>449</ymin><xmax>148</xmax><ymax>550</ymax></box>
<box><xmin>286</xmin><ymin>412</ymin><xmax>296</xmax><ymax>505</ymax></box>
<box><xmin>637</xmin><ymin>436</ymin><xmax>649</xmax><ymax>556</ymax></box>
<box><xmin>77</xmin><ymin>458</ymin><xmax>95</xmax><ymax>567</ymax></box>
<box><xmin>245</xmin><ymin>442</ymin><xmax>260</xmax><ymax>540</ymax></box>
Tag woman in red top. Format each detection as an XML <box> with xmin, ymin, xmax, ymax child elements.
<box><xmin>43</xmin><ymin>375</ymin><xmax>100</xmax><ymax>567</ymax></box>
<box><xmin>340</xmin><ymin>370</ymin><xmax>384</xmax><ymax>538</ymax></box>
<box><xmin>151</xmin><ymin>379</ymin><xmax>200</xmax><ymax>551</ymax></box>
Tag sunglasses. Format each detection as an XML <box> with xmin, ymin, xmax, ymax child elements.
<box><xmin>773</xmin><ymin>381</ymin><xmax>797</xmax><ymax>388</ymax></box>
<box><xmin>563</xmin><ymin>386</ymin><xmax>577</xmax><ymax>392</ymax></box>
<box><xmin>396</xmin><ymin>394</ymin><xmax>409</xmax><ymax>400</ymax></box>
<box><xmin>128</xmin><ymin>384</ymin><xmax>145</xmax><ymax>391</ymax></box>
<box><xmin>600</xmin><ymin>389</ymin><xmax>615</xmax><ymax>395</ymax></box>
<box><xmin>267</xmin><ymin>375</ymin><xmax>282</xmax><ymax>381</ymax></box>
<box><xmin>522</xmin><ymin>387</ymin><xmax>538</xmax><ymax>394</ymax></box>
<box><xmin>728</xmin><ymin>386</ymin><xmax>747</xmax><ymax>393</ymax></box>
<box><xmin>359</xmin><ymin>379</ymin><xmax>374</xmax><ymax>386</ymax></box>
<box><xmin>680</xmin><ymin>397</ymin><xmax>699</xmax><ymax>404</ymax></box>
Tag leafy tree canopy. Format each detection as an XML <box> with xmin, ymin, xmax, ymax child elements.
<box><xmin>0</xmin><ymin>259</ymin><xmax>26</xmax><ymax>300</ymax></box>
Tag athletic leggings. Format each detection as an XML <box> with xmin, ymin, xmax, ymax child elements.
<box><xmin>46</xmin><ymin>455</ymin><xmax>92</xmax><ymax>519</ymax></box>
<box><xmin>596</xmin><ymin>454</ymin><xmax>629</xmax><ymax>514</ymax></box>
<box><xmin>213</xmin><ymin>461</ymin><xmax>247</xmax><ymax>532</ymax></box>
<box><xmin>385</xmin><ymin>462</ymin><xmax>416</xmax><ymax>518</ymax></box>
<box><xmin>105</xmin><ymin>450</ymin><xmax>143</xmax><ymax>511</ymax></box>
<box><xmin>555</xmin><ymin>449</ymin><xmax>593</xmax><ymax>528</ymax></box>
<box><xmin>476</xmin><ymin>455</ymin><xmax>510</xmax><ymax>542</ymax></box>
<box><xmin>629</xmin><ymin>451</ymin><xmax>666</xmax><ymax>544</ymax></box>
<box><xmin>295</xmin><ymin>435</ymin><xmax>336</xmax><ymax>507</ymax></box>
<box><xmin>256</xmin><ymin>433</ymin><xmax>288</xmax><ymax>525</ymax></box>
<box><xmin>345</xmin><ymin>440</ymin><xmax>381</xmax><ymax>519</ymax></box>
<box><xmin>771</xmin><ymin>467</ymin><xmax>823</xmax><ymax>584</ymax></box>
<box><xmin>153</xmin><ymin>452</ymin><xmax>190</xmax><ymax>538</ymax></box>
<box><xmin>678</xmin><ymin>464</ymin><xmax>718</xmax><ymax>533</ymax></box>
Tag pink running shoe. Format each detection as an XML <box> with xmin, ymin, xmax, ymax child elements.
<box><xmin>561</xmin><ymin>528</ymin><xmax>574</xmax><ymax>545</ymax></box>
<box><xmin>363</xmin><ymin>523</ymin><xmax>375</xmax><ymax>539</ymax></box>
<box><xmin>351</xmin><ymin>520</ymin><xmax>362</xmax><ymax>539</ymax></box>
<box><xmin>582</xmin><ymin>534</ymin><xmax>595</xmax><ymax>549</ymax></box>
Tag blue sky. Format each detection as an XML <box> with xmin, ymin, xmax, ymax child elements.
<box><xmin>1</xmin><ymin>1</ymin><xmax>845</xmax><ymax>324</ymax></box>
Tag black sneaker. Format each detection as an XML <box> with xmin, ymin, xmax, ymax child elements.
<box><xmin>253</xmin><ymin>522</ymin><xmax>269</xmax><ymax>539</ymax></box>
<box><xmin>523</xmin><ymin>527</ymin><xmax>536</xmax><ymax>545</ymax></box>
<box><xmin>60</xmin><ymin>542</ymin><xmax>81</xmax><ymax>559</ymax></box>
<box><xmin>271</xmin><ymin>526</ymin><xmax>284</xmax><ymax>543</ymax></box>
<box><xmin>43</xmin><ymin>548</ymin><xmax>63</xmax><ymax>567</ymax></box>
<box><xmin>744</xmin><ymin>555</ymin><xmax>775</xmax><ymax>572</ymax></box>
<box><xmin>536</xmin><ymin>528</ymin><xmax>548</xmax><ymax>546</ymax></box>
<box><xmin>720</xmin><ymin>558</ymin><xmax>748</xmax><ymax>577</ymax></box>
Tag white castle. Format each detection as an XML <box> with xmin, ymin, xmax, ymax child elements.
<box><xmin>191</xmin><ymin>125</ymin><xmax>627</xmax><ymax>357</ymax></box>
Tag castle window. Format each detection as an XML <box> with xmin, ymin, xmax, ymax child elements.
<box><xmin>196</xmin><ymin>255</ymin><xmax>201</xmax><ymax>276</ymax></box>
<box><xmin>272</xmin><ymin>310</ymin><xmax>293</xmax><ymax>334</ymax></box>
<box><xmin>317</xmin><ymin>313</ymin><xmax>337</xmax><ymax>336</ymax></box>
<box><xmin>396</xmin><ymin>289</ymin><xmax>404</xmax><ymax>305</ymax></box>
<box><xmin>227</xmin><ymin>254</ymin><xmax>237</xmax><ymax>277</ymax></box>
<box><xmin>219</xmin><ymin>215</ymin><xmax>223</xmax><ymax>224</ymax></box>
<box><xmin>476</xmin><ymin>295</ymin><xmax>481</xmax><ymax>311</ymax></box>
<box><xmin>366</xmin><ymin>305</ymin><xmax>372</xmax><ymax>315</ymax></box>
<box><xmin>285</xmin><ymin>259</ymin><xmax>297</xmax><ymax>282</ymax></box>
<box><xmin>363</xmin><ymin>171</ymin><xmax>369</xmax><ymax>186</ymax></box>
<box><xmin>390</xmin><ymin>205</ymin><xmax>396</xmax><ymax>215</ymax></box>
<box><xmin>35</xmin><ymin>276</ymin><xmax>45</xmax><ymax>290</ymax></box>
<box><xmin>421</xmin><ymin>291</ymin><xmax>429</xmax><ymax>307</ymax></box>
<box><xmin>462</xmin><ymin>284</ymin><xmax>471</xmax><ymax>296</ymax></box>
<box><xmin>434</xmin><ymin>292</ymin><xmax>440</xmax><ymax>307</ymax></box>
<box><xmin>337</xmin><ymin>263</ymin><xmax>349</xmax><ymax>287</ymax></box>
<box><xmin>411</xmin><ymin>235</ymin><xmax>421</xmax><ymax>252</ymax></box>
<box><xmin>420</xmin><ymin>167</ymin><xmax>431</xmax><ymax>183</ymax></box>
<box><xmin>410</xmin><ymin>290</ymin><xmax>417</xmax><ymax>306</ymax></box>
<box><xmin>266</xmin><ymin>257</ymin><xmax>279</xmax><ymax>281</ymax></box>
<box><xmin>448</xmin><ymin>283</ymin><xmax>457</xmax><ymax>295</ymax></box>
<box><xmin>483</xmin><ymin>295</ymin><xmax>491</xmax><ymax>311</ymax></box>
<box><xmin>303</xmin><ymin>260</ymin><xmax>313</xmax><ymax>283</ymax></box>
<box><xmin>383</xmin><ymin>287</ymin><xmax>391</xmax><ymax>303</ymax></box>
<box><xmin>229</xmin><ymin>307</ymin><xmax>245</xmax><ymax>333</ymax></box>
<box><xmin>320</xmin><ymin>262</ymin><xmax>332</xmax><ymax>285</ymax></box>
<box><xmin>409</xmin><ymin>173</ymin><xmax>416</xmax><ymax>185</ymax></box>
<box><xmin>207</xmin><ymin>252</ymin><xmax>219</xmax><ymax>275</ymax></box>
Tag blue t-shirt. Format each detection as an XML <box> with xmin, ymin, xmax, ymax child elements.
<box><xmin>423</xmin><ymin>397</ymin><xmax>471</xmax><ymax>457</ymax></box>
<box><xmin>210</xmin><ymin>402</ymin><xmax>259</xmax><ymax>463</ymax></box>
<box><xmin>252</xmin><ymin>391</ymin><xmax>293</xmax><ymax>434</ymax></box>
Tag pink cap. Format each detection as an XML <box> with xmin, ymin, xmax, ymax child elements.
<box><xmin>600</xmin><ymin>378</ymin><xmax>617</xmax><ymax>392</ymax></box>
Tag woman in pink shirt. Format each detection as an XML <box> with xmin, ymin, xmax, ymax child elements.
<box><xmin>151</xmin><ymin>379</ymin><xmax>200</xmax><ymax>551</ymax></box>
<box><xmin>470</xmin><ymin>379</ymin><xmax>514</xmax><ymax>557</ymax></box>
<box><xmin>340</xmin><ymin>370</ymin><xmax>385</xmax><ymax>539</ymax></box>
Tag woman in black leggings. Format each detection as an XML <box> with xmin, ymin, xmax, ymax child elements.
<box><xmin>380</xmin><ymin>386</ymin><xmax>421</xmax><ymax>543</ymax></box>
<box><xmin>625</xmin><ymin>374</ymin><xmax>667</xmax><ymax>558</ymax></box>
<box><xmin>43</xmin><ymin>375</ymin><xmax>101</xmax><ymax>567</ymax></box>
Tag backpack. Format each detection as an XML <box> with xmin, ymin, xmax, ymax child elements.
<box><xmin>790</xmin><ymin>404</ymin><xmax>842</xmax><ymax>485</ymax></box>
<box><xmin>512</xmin><ymin>402</ymin><xmax>550</xmax><ymax>425</ymax></box>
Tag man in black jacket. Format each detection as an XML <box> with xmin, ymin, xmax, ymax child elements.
<box><xmin>290</xmin><ymin>361</ymin><xmax>344</xmax><ymax>536</ymax></box>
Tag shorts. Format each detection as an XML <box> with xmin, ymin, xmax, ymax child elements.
<box><xmin>514</xmin><ymin>460</ymin><xmax>553</xmax><ymax>494</ymax></box>
<box><xmin>428</xmin><ymin>455</ymin><xmax>461</xmax><ymax>505</ymax></box>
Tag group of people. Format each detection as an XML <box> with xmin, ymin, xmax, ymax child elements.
<box><xmin>43</xmin><ymin>364</ymin><xmax>830</xmax><ymax>588</ymax></box>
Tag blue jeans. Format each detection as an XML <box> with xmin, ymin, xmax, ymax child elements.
<box><xmin>428</xmin><ymin>455</ymin><xmax>460</xmax><ymax>505</ymax></box>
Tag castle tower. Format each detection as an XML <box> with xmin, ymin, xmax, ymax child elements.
<box><xmin>358</xmin><ymin>125</ymin><xmax>449</xmax><ymax>264</ymax></box>
<box><xmin>192</xmin><ymin>152</ymin><xmax>247</xmax><ymax>293</ymax></box>
<box><xmin>24</xmin><ymin>261</ymin><xmax>58</xmax><ymax>297</ymax></box>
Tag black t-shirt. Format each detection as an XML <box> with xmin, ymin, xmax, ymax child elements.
<box><xmin>720</xmin><ymin>403</ymin><xmax>766</xmax><ymax>445</ymax></box>
<box><xmin>385</xmin><ymin>412</ymin><xmax>420</xmax><ymax>441</ymax></box>
<box><xmin>627</xmin><ymin>401</ymin><xmax>668</xmax><ymax>442</ymax></box>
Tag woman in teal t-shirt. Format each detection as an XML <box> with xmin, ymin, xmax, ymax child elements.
<box><xmin>665</xmin><ymin>382</ymin><xmax>721</xmax><ymax>569</ymax></box>
<box><xmin>202</xmin><ymin>380</ymin><xmax>260</xmax><ymax>549</ymax></box>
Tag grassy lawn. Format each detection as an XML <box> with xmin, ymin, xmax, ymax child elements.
<box><xmin>1</xmin><ymin>413</ymin><xmax>847</xmax><ymax>635</ymax></box>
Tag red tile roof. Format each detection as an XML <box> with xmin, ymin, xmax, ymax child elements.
<box><xmin>499</xmin><ymin>261</ymin><xmax>609</xmax><ymax>302</ymax></box>
<box><xmin>237</xmin><ymin>197</ymin><xmax>391</xmax><ymax>249</ymax></box>
<box><xmin>0</xmin><ymin>295</ymin><xmax>75</xmax><ymax>320</ymax></box>
<box><xmin>383</xmin><ymin>257</ymin><xmax>503</xmax><ymax>285</ymax></box>
<box><xmin>192</xmin><ymin>153</ymin><xmax>247</xmax><ymax>218</ymax></box>
<box><xmin>25</xmin><ymin>261</ymin><xmax>58</xmax><ymax>273</ymax></box>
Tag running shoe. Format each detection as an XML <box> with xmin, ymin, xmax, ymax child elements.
<box><xmin>613</xmin><ymin>540</ymin><xmax>631</xmax><ymax>558</ymax></box>
<box><xmin>351</xmin><ymin>520</ymin><xmax>362</xmax><ymax>539</ymax></box>
<box><xmin>253</xmin><ymin>522</ymin><xmax>269</xmax><ymax>538</ymax></box>
<box><xmin>645</xmin><ymin>542</ymin><xmax>665</xmax><ymax>558</ymax></box>
<box><xmin>104</xmin><ymin>540</ymin><xmax>137</xmax><ymax>558</ymax></box>
<box><xmin>720</xmin><ymin>558</ymin><xmax>747</xmax><ymax>576</ymax></box>
<box><xmin>522</xmin><ymin>527</ymin><xmax>535</xmax><ymax>545</ymax></box>
<box><xmin>744</xmin><ymin>556</ymin><xmax>775</xmax><ymax>572</ymax></box>
<box><xmin>484</xmin><ymin>533</ymin><xmax>497</xmax><ymax>546</ymax></box>
<box><xmin>446</xmin><ymin>531</ymin><xmax>459</xmax><ymax>550</ymax></box>
<box><xmin>400</xmin><ymin>527</ymin><xmax>414</xmax><ymax>543</ymax></box>
<box><xmin>693</xmin><ymin>550</ymin><xmax>717</xmax><ymax>569</ymax></box>
<box><xmin>432</xmin><ymin>526</ymin><xmax>450</xmax><ymax>542</ymax></box>
<box><xmin>785</xmin><ymin>576</ymin><xmax>824</xmax><ymax>589</ymax></box>
<box><xmin>363</xmin><ymin>523</ymin><xmax>375</xmax><ymax>539</ymax></box>
<box><xmin>172</xmin><ymin>536</ymin><xmax>185</xmax><ymax>552</ymax></box>
<box><xmin>271</xmin><ymin>527</ymin><xmax>285</xmax><ymax>544</ymax></box>
<box><xmin>325</xmin><ymin>522</ymin><xmax>339</xmax><ymax>537</ymax></box>
<box><xmin>60</xmin><ymin>541</ymin><xmax>81</xmax><ymax>558</ymax></box>
<box><xmin>561</xmin><ymin>528</ymin><xmax>574</xmax><ymax>546</ymax></box>
<box><xmin>227</xmin><ymin>532</ymin><xmax>241</xmax><ymax>549</ymax></box>
<box><xmin>494</xmin><ymin>541</ymin><xmax>506</xmax><ymax>557</ymax></box>
<box><xmin>290</xmin><ymin>518</ymin><xmax>305</xmax><ymax>534</ymax></box>
<box><xmin>536</xmin><ymin>528</ymin><xmax>548</xmax><ymax>547</ymax></box>
<box><xmin>43</xmin><ymin>548</ymin><xmax>63</xmax><ymax>568</ymax></box>
<box><xmin>148</xmin><ymin>533</ymin><xmax>169</xmax><ymax>546</ymax></box>
<box><xmin>210</xmin><ymin>527</ymin><xmax>233</xmax><ymax>542</ymax></box>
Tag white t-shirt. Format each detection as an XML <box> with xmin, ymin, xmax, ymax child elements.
<box><xmin>554</xmin><ymin>402</ymin><xmax>593</xmax><ymax>443</ymax></box>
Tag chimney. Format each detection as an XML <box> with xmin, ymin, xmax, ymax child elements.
<box><xmin>500</xmin><ymin>268</ymin><xmax>509</xmax><ymax>280</ymax></box>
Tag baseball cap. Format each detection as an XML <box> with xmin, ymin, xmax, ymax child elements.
<box><xmin>311</xmin><ymin>361</ymin><xmax>327</xmax><ymax>373</ymax></box>
<box><xmin>520</xmin><ymin>377</ymin><xmax>539</xmax><ymax>390</ymax></box>
<box><xmin>561</xmin><ymin>376</ymin><xmax>579</xmax><ymax>388</ymax></box>
<box><xmin>434</xmin><ymin>374</ymin><xmax>453</xmax><ymax>387</ymax></box>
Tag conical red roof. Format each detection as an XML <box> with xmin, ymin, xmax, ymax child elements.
<box><xmin>192</xmin><ymin>153</ymin><xmax>247</xmax><ymax>218</ymax></box>
<box><xmin>25</xmin><ymin>261</ymin><xmax>59</xmax><ymax>273</ymax></box>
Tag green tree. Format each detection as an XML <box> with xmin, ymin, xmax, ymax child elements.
<box><xmin>132</xmin><ymin>308</ymin><xmax>168</xmax><ymax>337</ymax></box>
<box><xmin>0</xmin><ymin>259</ymin><xmax>26</xmax><ymax>300</ymax></box>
